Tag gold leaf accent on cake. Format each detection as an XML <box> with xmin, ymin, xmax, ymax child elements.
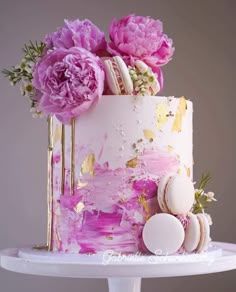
<box><xmin>138</xmin><ymin>193</ymin><xmax>147</xmax><ymax>205</ymax></box>
<box><xmin>70</xmin><ymin>118</ymin><xmax>75</xmax><ymax>195</ymax></box>
<box><xmin>171</xmin><ymin>96</ymin><xmax>187</xmax><ymax>132</ymax></box>
<box><xmin>138</xmin><ymin>194</ymin><xmax>150</xmax><ymax>221</ymax></box>
<box><xmin>54</xmin><ymin>125</ymin><xmax>61</xmax><ymax>144</ymax></box>
<box><xmin>156</xmin><ymin>103</ymin><xmax>169</xmax><ymax>129</ymax></box>
<box><xmin>77</xmin><ymin>179</ymin><xmax>88</xmax><ymax>189</ymax></box>
<box><xmin>167</xmin><ymin>145</ymin><xmax>173</xmax><ymax>153</ymax></box>
<box><xmin>185</xmin><ymin>166</ymin><xmax>191</xmax><ymax>177</ymax></box>
<box><xmin>74</xmin><ymin>202</ymin><xmax>85</xmax><ymax>213</ymax></box>
<box><xmin>47</xmin><ymin>116</ymin><xmax>53</xmax><ymax>251</ymax></box>
<box><xmin>106</xmin><ymin>235</ymin><xmax>113</xmax><ymax>240</ymax></box>
<box><xmin>143</xmin><ymin>129</ymin><xmax>155</xmax><ymax>140</ymax></box>
<box><xmin>126</xmin><ymin>157</ymin><xmax>138</xmax><ymax>168</ymax></box>
<box><xmin>80</xmin><ymin>153</ymin><xmax>95</xmax><ymax>176</ymax></box>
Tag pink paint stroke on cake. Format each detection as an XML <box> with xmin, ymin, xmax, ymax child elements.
<box><xmin>53</xmin><ymin>148</ymin><xmax>180</xmax><ymax>253</ymax></box>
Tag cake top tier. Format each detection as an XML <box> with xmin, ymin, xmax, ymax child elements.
<box><xmin>2</xmin><ymin>15</ymin><xmax>174</xmax><ymax>124</ymax></box>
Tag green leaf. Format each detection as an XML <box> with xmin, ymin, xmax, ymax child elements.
<box><xmin>198</xmin><ymin>172</ymin><xmax>211</xmax><ymax>190</ymax></box>
<box><xmin>192</xmin><ymin>172</ymin><xmax>214</xmax><ymax>214</ymax></box>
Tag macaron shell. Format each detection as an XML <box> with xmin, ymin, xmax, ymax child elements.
<box><xmin>157</xmin><ymin>175</ymin><xmax>172</xmax><ymax>213</ymax></box>
<box><xmin>114</xmin><ymin>56</ymin><xmax>133</xmax><ymax>94</ymax></box>
<box><xmin>183</xmin><ymin>213</ymin><xmax>201</xmax><ymax>253</ymax></box>
<box><xmin>165</xmin><ymin>175</ymin><xmax>195</xmax><ymax>215</ymax></box>
<box><xmin>103</xmin><ymin>56</ymin><xmax>133</xmax><ymax>95</ymax></box>
<box><xmin>103</xmin><ymin>59</ymin><xmax>120</xmax><ymax>95</ymax></box>
<box><xmin>196</xmin><ymin>213</ymin><xmax>210</xmax><ymax>252</ymax></box>
<box><xmin>143</xmin><ymin>213</ymin><xmax>185</xmax><ymax>255</ymax></box>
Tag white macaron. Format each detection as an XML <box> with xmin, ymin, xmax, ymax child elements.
<box><xmin>183</xmin><ymin>212</ymin><xmax>210</xmax><ymax>253</ymax></box>
<box><xmin>103</xmin><ymin>56</ymin><xmax>133</xmax><ymax>95</ymax></box>
<box><xmin>142</xmin><ymin>213</ymin><xmax>185</xmax><ymax>255</ymax></box>
<box><xmin>183</xmin><ymin>213</ymin><xmax>201</xmax><ymax>252</ymax></box>
<box><xmin>157</xmin><ymin>174</ymin><xmax>195</xmax><ymax>215</ymax></box>
<box><xmin>196</xmin><ymin>213</ymin><xmax>211</xmax><ymax>252</ymax></box>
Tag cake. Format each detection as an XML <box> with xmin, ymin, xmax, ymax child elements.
<box><xmin>3</xmin><ymin>14</ymin><xmax>216</xmax><ymax>255</ymax></box>
<box><xmin>50</xmin><ymin>95</ymin><xmax>192</xmax><ymax>253</ymax></box>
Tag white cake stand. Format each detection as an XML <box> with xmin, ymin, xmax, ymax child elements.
<box><xmin>1</xmin><ymin>242</ymin><xmax>236</xmax><ymax>292</ymax></box>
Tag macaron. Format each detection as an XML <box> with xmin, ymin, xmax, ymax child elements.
<box><xmin>183</xmin><ymin>213</ymin><xmax>200</xmax><ymax>252</ymax></box>
<box><xmin>103</xmin><ymin>56</ymin><xmax>133</xmax><ymax>95</ymax></box>
<box><xmin>183</xmin><ymin>213</ymin><xmax>210</xmax><ymax>253</ymax></box>
<box><xmin>142</xmin><ymin>213</ymin><xmax>185</xmax><ymax>255</ymax></box>
<box><xmin>157</xmin><ymin>174</ymin><xmax>195</xmax><ymax>215</ymax></box>
<box><xmin>196</xmin><ymin>213</ymin><xmax>211</xmax><ymax>252</ymax></box>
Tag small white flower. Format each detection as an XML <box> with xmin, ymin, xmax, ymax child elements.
<box><xmin>30</xmin><ymin>107</ymin><xmax>36</xmax><ymax>113</ymax></box>
<box><xmin>205</xmin><ymin>191</ymin><xmax>217</xmax><ymax>202</ymax></box>
<box><xmin>195</xmin><ymin>189</ymin><xmax>204</xmax><ymax>196</ymax></box>
<box><xmin>20</xmin><ymin>83</ymin><xmax>25</xmax><ymax>95</ymax></box>
<box><xmin>39</xmin><ymin>112</ymin><xmax>44</xmax><ymax>119</ymax></box>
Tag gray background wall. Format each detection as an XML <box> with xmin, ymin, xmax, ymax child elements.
<box><xmin>0</xmin><ymin>0</ymin><xmax>235</xmax><ymax>291</ymax></box>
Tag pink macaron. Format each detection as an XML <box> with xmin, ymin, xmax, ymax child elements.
<box><xmin>183</xmin><ymin>213</ymin><xmax>211</xmax><ymax>253</ymax></box>
<box><xmin>103</xmin><ymin>56</ymin><xmax>134</xmax><ymax>95</ymax></box>
<box><xmin>157</xmin><ymin>174</ymin><xmax>195</xmax><ymax>216</ymax></box>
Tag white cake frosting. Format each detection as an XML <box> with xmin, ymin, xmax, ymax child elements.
<box><xmin>49</xmin><ymin>95</ymin><xmax>193</xmax><ymax>253</ymax></box>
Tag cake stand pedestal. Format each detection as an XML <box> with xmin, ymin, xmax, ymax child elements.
<box><xmin>1</xmin><ymin>242</ymin><xmax>236</xmax><ymax>292</ymax></box>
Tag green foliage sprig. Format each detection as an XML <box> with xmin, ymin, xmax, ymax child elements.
<box><xmin>22</xmin><ymin>41</ymin><xmax>46</xmax><ymax>63</ymax></box>
<box><xmin>192</xmin><ymin>173</ymin><xmax>217</xmax><ymax>214</ymax></box>
<box><xmin>2</xmin><ymin>41</ymin><xmax>45</xmax><ymax>85</ymax></box>
<box><xmin>2</xmin><ymin>41</ymin><xmax>46</xmax><ymax>117</ymax></box>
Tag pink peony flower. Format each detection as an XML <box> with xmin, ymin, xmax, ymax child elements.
<box><xmin>33</xmin><ymin>47</ymin><xmax>104</xmax><ymax>123</ymax></box>
<box><xmin>108</xmin><ymin>15</ymin><xmax>174</xmax><ymax>72</ymax></box>
<box><xmin>45</xmin><ymin>19</ymin><xmax>107</xmax><ymax>55</ymax></box>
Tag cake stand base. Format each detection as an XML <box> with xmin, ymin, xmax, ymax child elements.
<box><xmin>1</xmin><ymin>242</ymin><xmax>236</xmax><ymax>292</ymax></box>
<box><xmin>108</xmin><ymin>278</ymin><xmax>141</xmax><ymax>292</ymax></box>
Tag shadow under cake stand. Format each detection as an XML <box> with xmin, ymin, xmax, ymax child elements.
<box><xmin>1</xmin><ymin>242</ymin><xmax>236</xmax><ymax>292</ymax></box>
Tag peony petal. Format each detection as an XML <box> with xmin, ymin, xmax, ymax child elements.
<box><xmin>33</xmin><ymin>47</ymin><xmax>104</xmax><ymax>123</ymax></box>
<box><xmin>45</xmin><ymin>18</ymin><xmax>107</xmax><ymax>54</ymax></box>
<box><xmin>107</xmin><ymin>14</ymin><xmax>174</xmax><ymax>81</ymax></box>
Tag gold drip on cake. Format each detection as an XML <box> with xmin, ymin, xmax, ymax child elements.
<box><xmin>61</xmin><ymin>124</ymin><xmax>65</xmax><ymax>195</ymax></box>
<box><xmin>70</xmin><ymin>118</ymin><xmax>75</xmax><ymax>195</ymax></box>
<box><xmin>47</xmin><ymin>116</ymin><xmax>53</xmax><ymax>251</ymax></box>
